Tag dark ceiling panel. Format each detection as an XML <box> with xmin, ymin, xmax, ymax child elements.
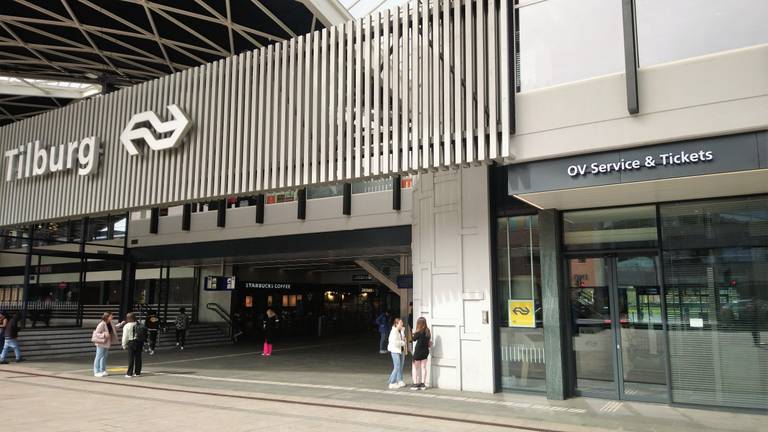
<box><xmin>0</xmin><ymin>0</ymin><xmax>320</xmax><ymax>123</ymax></box>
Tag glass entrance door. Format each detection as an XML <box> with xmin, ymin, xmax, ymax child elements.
<box><xmin>569</xmin><ymin>255</ymin><xmax>669</xmax><ymax>402</ymax></box>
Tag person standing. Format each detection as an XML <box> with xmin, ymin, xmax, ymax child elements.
<box><xmin>0</xmin><ymin>312</ymin><xmax>6</xmax><ymax>353</ymax></box>
<box><xmin>91</xmin><ymin>312</ymin><xmax>119</xmax><ymax>376</ymax></box>
<box><xmin>410</xmin><ymin>317</ymin><xmax>431</xmax><ymax>390</ymax></box>
<box><xmin>387</xmin><ymin>318</ymin><xmax>406</xmax><ymax>389</ymax></box>
<box><xmin>145</xmin><ymin>309</ymin><xmax>159</xmax><ymax>355</ymax></box>
<box><xmin>375</xmin><ymin>310</ymin><xmax>390</xmax><ymax>354</ymax></box>
<box><xmin>0</xmin><ymin>313</ymin><xmax>22</xmax><ymax>364</ymax></box>
<box><xmin>175</xmin><ymin>307</ymin><xmax>190</xmax><ymax>350</ymax></box>
<box><xmin>262</xmin><ymin>308</ymin><xmax>278</xmax><ymax>356</ymax></box>
<box><xmin>121</xmin><ymin>313</ymin><xmax>144</xmax><ymax>378</ymax></box>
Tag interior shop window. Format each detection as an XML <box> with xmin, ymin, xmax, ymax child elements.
<box><xmin>5</xmin><ymin>227</ymin><xmax>30</xmax><ymax>249</ymax></box>
<box><xmin>70</xmin><ymin>220</ymin><xmax>83</xmax><ymax>243</ymax></box>
<box><xmin>54</xmin><ymin>221</ymin><xmax>70</xmax><ymax>242</ymax></box>
<box><xmin>33</xmin><ymin>223</ymin><xmax>58</xmax><ymax>246</ymax></box>
<box><xmin>168</xmin><ymin>278</ymin><xmax>195</xmax><ymax>305</ymax></box>
<box><xmin>87</xmin><ymin>217</ymin><xmax>110</xmax><ymax>241</ymax></box>
<box><xmin>496</xmin><ymin>215</ymin><xmax>546</xmax><ymax>392</ymax></box>
<box><xmin>563</xmin><ymin>205</ymin><xmax>658</xmax><ymax>251</ymax></box>
<box><xmin>307</xmin><ymin>184</ymin><xmax>343</xmax><ymax>199</ymax></box>
<box><xmin>352</xmin><ymin>178</ymin><xmax>392</xmax><ymax>194</ymax></box>
<box><xmin>661</xmin><ymin>195</ymin><xmax>768</xmax><ymax>410</ymax></box>
<box><xmin>111</xmin><ymin>214</ymin><xmax>127</xmax><ymax>238</ymax></box>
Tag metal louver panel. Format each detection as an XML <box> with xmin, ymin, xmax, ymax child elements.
<box><xmin>0</xmin><ymin>0</ymin><xmax>514</xmax><ymax>226</ymax></box>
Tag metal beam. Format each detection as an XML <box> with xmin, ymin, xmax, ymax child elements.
<box><xmin>621</xmin><ymin>0</ymin><xmax>640</xmax><ymax>115</ymax></box>
<box><xmin>297</xmin><ymin>0</ymin><xmax>353</xmax><ymax>27</ymax></box>
<box><xmin>59</xmin><ymin>0</ymin><xmax>125</xmax><ymax>77</ymax></box>
<box><xmin>354</xmin><ymin>259</ymin><xmax>399</xmax><ymax>294</ymax></box>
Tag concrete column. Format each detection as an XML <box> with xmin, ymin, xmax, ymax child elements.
<box><xmin>539</xmin><ymin>209</ymin><xmax>569</xmax><ymax>400</ymax></box>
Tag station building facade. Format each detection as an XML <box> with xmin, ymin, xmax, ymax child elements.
<box><xmin>0</xmin><ymin>0</ymin><xmax>766</xmax><ymax>411</ymax></box>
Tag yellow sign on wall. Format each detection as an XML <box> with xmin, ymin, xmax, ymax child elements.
<box><xmin>508</xmin><ymin>300</ymin><xmax>535</xmax><ymax>328</ymax></box>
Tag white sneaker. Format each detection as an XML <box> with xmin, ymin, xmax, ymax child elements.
<box><xmin>149</xmin><ymin>350</ymin><xmax>155</xmax><ymax>355</ymax></box>
<box><xmin>388</xmin><ymin>383</ymin><xmax>398</xmax><ymax>390</ymax></box>
<box><xmin>397</xmin><ymin>381</ymin><xmax>406</xmax><ymax>388</ymax></box>
<box><xmin>101</xmin><ymin>371</ymin><xmax>109</xmax><ymax>377</ymax></box>
<box><xmin>93</xmin><ymin>373</ymin><xmax>102</xmax><ymax>377</ymax></box>
<box><xmin>124</xmin><ymin>374</ymin><xmax>132</xmax><ymax>378</ymax></box>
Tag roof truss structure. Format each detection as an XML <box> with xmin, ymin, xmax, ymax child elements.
<box><xmin>0</xmin><ymin>0</ymin><xmax>323</xmax><ymax>126</ymax></box>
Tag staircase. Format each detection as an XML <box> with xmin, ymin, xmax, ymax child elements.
<box><xmin>18</xmin><ymin>324</ymin><xmax>232</xmax><ymax>360</ymax></box>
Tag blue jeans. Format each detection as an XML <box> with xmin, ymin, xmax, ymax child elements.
<box><xmin>93</xmin><ymin>347</ymin><xmax>108</xmax><ymax>374</ymax></box>
<box><xmin>0</xmin><ymin>338</ymin><xmax>21</xmax><ymax>362</ymax></box>
<box><xmin>389</xmin><ymin>352</ymin><xmax>403</xmax><ymax>384</ymax></box>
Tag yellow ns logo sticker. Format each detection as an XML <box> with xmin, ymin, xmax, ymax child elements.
<box><xmin>508</xmin><ymin>300</ymin><xmax>535</xmax><ymax>328</ymax></box>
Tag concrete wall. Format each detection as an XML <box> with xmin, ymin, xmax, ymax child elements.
<box><xmin>129</xmin><ymin>188</ymin><xmax>412</xmax><ymax>247</ymax></box>
<box><xmin>412</xmin><ymin>165</ymin><xmax>494</xmax><ymax>392</ymax></box>
<box><xmin>510</xmin><ymin>44</ymin><xmax>768</xmax><ymax>162</ymax></box>
<box><xmin>197</xmin><ymin>265</ymin><xmax>233</xmax><ymax>323</ymax></box>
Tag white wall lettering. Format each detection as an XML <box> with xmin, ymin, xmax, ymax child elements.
<box><xmin>568</xmin><ymin>150</ymin><xmax>715</xmax><ymax>177</ymax></box>
<box><xmin>3</xmin><ymin>136</ymin><xmax>100</xmax><ymax>182</ymax></box>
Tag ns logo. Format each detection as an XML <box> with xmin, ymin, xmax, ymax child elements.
<box><xmin>120</xmin><ymin>104</ymin><xmax>192</xmax><ymax>156</ymax></box>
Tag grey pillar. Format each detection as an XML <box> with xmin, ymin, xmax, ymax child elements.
<box><xmin>539</xmin><ymin>209</ymin><xmax>569</xmax><ymax>400</ymax></box>
<box><xmin>621</xmin><ymin>0</ymin><xmax>640</xmax><ymax>114</ymax></box>
<box><xmin>21</xmin><ymin>225</ymin><xmax>34</xmax><ymax>327</ymax></box>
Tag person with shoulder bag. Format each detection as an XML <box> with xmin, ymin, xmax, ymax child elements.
<box><xmin>122</xmin><ymin>312</ymin><xmax>146</xmax><ymax>378</ymax></box>
<box><xmin>410</xmin><ymin>317</ymin><xmax>431</xmax><ymax>390</ymax></box>
<box><xmin>92</xmin><ymin>312</ymin><xmax>120</xmax><ymax>376</ymax></box>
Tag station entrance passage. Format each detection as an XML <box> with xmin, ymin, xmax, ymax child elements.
<box><xmin>128</xmin><ymin>226</ymin><xmax>412</xmax><ymax>362</ymax></box>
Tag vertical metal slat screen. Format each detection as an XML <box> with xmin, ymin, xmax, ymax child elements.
<box><xmin>0</xmin><ymin>0</ymin><xmax>513</xmax><ymax>227</ymax></box>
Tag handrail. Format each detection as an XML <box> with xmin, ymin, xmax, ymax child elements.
<box><xmin>206</xmin><ymin>303</ymin><xmax>234</xmax><ymax>340</ymax></box>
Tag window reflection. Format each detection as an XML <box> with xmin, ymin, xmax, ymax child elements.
<box><xmin>496</xmin><ymin>215</ymin><xmax>545</xmax><ymax>391</ymax></box>
<box><xmin>661</xmin><ymin>196</ymin><xmax>768</xmax><ymax>410</ymax></box>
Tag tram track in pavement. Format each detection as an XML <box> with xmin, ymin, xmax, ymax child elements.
<box><xmin>0</xmin><ymin>368</ymin><xmax>569</xmax><ymax>432</ymax></box>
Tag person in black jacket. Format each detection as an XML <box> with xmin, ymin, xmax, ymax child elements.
<box><xmin>410</xmin><ymin>317</ymin><xmax>431</xmax><ymax>390</ymax></box>
<box><xmin>145</xmin><ymin>309</ymin><xmax>160</xmax><ymax>355</ymax></box>
<box><xmin>0</xmin><ymin>313</ymin><xmax>22</xmax><ymax>364</ymax></box>
<box><xmin>262</xmin><ymin>308</ymin><xmax>278</xmax><ymax>356</ymax></box>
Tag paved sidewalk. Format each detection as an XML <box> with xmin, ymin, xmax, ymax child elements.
<box><xmin>6</xmin><ymin>338</ymin><xmax>764</xmax><ymax>432</ymax></box>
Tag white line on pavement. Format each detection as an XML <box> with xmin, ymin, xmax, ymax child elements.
<box><xmin>59</xmin><ymin>340</ymin><xmax>358</xmax><ymax>374</ymax></box>
<box><xmin>150</xmin><ymin>372</ymin><xmax>587</xmax><ymax>414</ymax></box>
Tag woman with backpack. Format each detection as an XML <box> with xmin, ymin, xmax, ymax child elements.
<box><xmin>91</xmin><ymin>312</ymin><xmax>120</xmax><ymax>377</ymax></box>
<box><xmin>410</xmin><ymin>317</ymin><xmax>431</xmax><ymax>390</ymax></box>
<box><xmin>121</xmin><ymin>312</ymin><xmax>144</xmax><ymax>378</ymax></box>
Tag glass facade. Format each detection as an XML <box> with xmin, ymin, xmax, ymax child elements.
<box><xmin>495</xmin><ymin>215</ymin><xmax>545</xmax><ymax>391</ymax></box>
<box><xmin>517</xmin><ymin>0</ymin><xmax>624</xmax><ymax>90</ymax></box>
<box><xmin>636</xmin><ymin>0</ymin><xmax>768</xmax><ymax>67</ymax></box>
<box><xmin>660</xmin><ymin>196</ymin><xmax>767</xmax><ymax>410</ymax></box>
<box><xmin>560</xmin><ymin>196</ymin><xmax>767</xmax><ymax>409</ymax></box>
<box><xmin>563</xmin><ymin>206</ymin><xmax>658</xmax><ymax>251</ymax></box>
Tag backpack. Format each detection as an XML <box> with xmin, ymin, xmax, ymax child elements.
<box><xmin>133</xmin><ymin>323</ymin><xmax>148</xmax><ymax>343</ymax></box>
